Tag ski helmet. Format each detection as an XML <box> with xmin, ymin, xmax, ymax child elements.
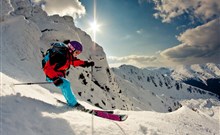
<box><xmin>69</xmin><ymin>41</ymin><xmax>83</xmax><ymax>52</ymax></box>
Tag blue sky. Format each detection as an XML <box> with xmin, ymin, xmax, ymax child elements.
<box><xmin>33</xmin><ymin>0</ymin><xmax>220</xmax><ymax>67</ymax></box>
<box><xmin>76</xmin><ymin>0</ymin><xmax>181</xmax><ymax>57</ymax></box>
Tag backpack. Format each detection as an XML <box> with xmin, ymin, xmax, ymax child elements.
<box><xmin>41</xmin><ymin>42</ymin><xmax>68</xmax><ymax>68</ymax></box>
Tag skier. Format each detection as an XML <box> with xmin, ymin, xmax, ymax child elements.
<box><xmin>42</xmin><ymin>40</ymin><xmax>94</xmax><ymax>110</ymax></box>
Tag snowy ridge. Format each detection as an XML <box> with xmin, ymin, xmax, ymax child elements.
<box><xmin>172</xmin><ymin>63</ymin><xmax>220</xmax><ymax>82</ymax></box>
<box><xmin>171</xmin><ymin>63</ymin><xmax>220</xmax><ymax>96</ymax></box>
<box><xmin>112</xmin><ymin>65</ymin><xmax>218</xmax><ymax>99</ymax></box>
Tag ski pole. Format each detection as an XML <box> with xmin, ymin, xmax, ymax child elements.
<box><xmin>91</xmin><ymin>65</ymin><xmax>94</xmax><ymax>81</ymax></box>
<box><xmin>13</xmin><ymin>81</ymin><xmax>53</xmax><ymax>85</ymax></box>
<box><xmin>90</xmin><ymin>65</ymin><xmax>94</xmax><ymax>135</ymax></box>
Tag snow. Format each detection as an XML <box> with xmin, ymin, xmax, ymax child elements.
<box><xmin>112</xmin><ymin>65</ymin><xmax>219</xmax><ymax>107</ymax></box>
<box><xmin>1</xmin><ymin>73</ymin><xmax>220</xmax><ymax>135</ymax></box>
<box><xmin>1</xmin><ymin>0</ymin><xmax>220</xmax><ymax>134</ymax></box>
<box><xmin>172</xmin><ymin>63</ymin><xmax>220</xmax><ymax>82</ymax></box>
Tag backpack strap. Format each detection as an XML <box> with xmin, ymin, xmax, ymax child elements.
<box><xmin>42</xmin><ymin>42</ymin><xmax>68</xmax><ymax>68</ymax></box>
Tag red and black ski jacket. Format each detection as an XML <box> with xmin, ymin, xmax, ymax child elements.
<box><xmin>43</xmin><ymin>48</ymin><xmax>85</xmax><ymax>80</ymax></box>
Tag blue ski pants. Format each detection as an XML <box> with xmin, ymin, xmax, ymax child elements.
<box><xmin>47</xmin><ymin>77</ymin><xmax>77</xmax><ymax>107</ymax></box>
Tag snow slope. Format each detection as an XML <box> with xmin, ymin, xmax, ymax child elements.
<box><xmin>1</xmin><ymin>73</ymin><xmax>220</xmax><ymax>135</ymax></box>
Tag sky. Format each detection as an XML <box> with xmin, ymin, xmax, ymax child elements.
<box><xmin>32</xmin><ymin>0</ymin><xmax>220</xmax><ymax>67</ymax></box>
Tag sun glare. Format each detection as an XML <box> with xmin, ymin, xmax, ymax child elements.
<box><xmin>89</xmin><ymin>20</ymin><xmax>100</xmax><ymax>33</ymax></box>
<box><xmin>89</xmin><ymin>20</ymin><xmax>101</xmax><ymax>42</ymax></box>
<box><xmin>89</xmin><ymin>0</ymin><xmax>101</xmax><ymax>43</ymax></box>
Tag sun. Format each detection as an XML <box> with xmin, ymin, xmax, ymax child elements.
<box><xmin>89</xmin><ymin>20</ymin><xmax>101</xmax><ymax>33</ymax></box>
<box><xmin>89</xmin><ymin>20</ymin><xmax>101</xmax><ymax>42</ymax></box>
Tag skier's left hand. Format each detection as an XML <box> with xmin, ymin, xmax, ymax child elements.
<box><xmin>82</xmin><ymin>61</ymin><xmax>95</xmax><ymax>67</ymax></box>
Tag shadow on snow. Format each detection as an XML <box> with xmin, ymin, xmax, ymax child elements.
<box><xmin>0</xmin><ymin>94</ymin><xmax>77</xmax><ymax>135</ymax></box>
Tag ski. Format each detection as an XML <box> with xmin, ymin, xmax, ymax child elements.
<box><xmin>92</xmin><ymin>109</ymin><xmax>114</xmax><ymax>114</ymax></box>
<box><xmin>56</xmin><ymin>99</ymin><xmax>128</xmax><ymax>121</ymax></box>
<box><xmin>91</xmin><ymin>110</ymin><xmax>128</xmax><ymax>121</ymax></box>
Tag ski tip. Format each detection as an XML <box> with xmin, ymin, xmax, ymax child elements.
<box><xmin>120</xmin><ymin>115</ymin><xmax>128</xmax><ymax>121</ymax></box>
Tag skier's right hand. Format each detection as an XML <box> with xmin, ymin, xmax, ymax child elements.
<box><xmin>53</xmin><ymin>77</ymin><xmax>63</xmax><ymax>86</ymax></box>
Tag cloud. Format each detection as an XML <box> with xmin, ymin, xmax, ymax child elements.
<box><xmin>152</xmin><ymin>0</ymin><xmax>220</xmax><ymax>23</ymax></box>
<box><xmin>149</xmin><ymin>0</ymin><xmax>220</xmax><ymax>65</ymax></box>
<box><xmin>108</xmin><ymin>55</ymin><xmax>158</xmax><ymax>67</ymax></box>
<box><xmin>161</xmin><ymin>18</ymin><xmax>220</xmax><ymax>64</ymax></box>
<box><xmin>136</xmin><ymin>29</ymin><xmax>144</xmax><ymax>34</ymax></box>
<box><xmin>108</xmin><ymin>54</ymin><xmax>178</xmax><ymax>67</ymax></box>
<box><xmin>32</xmin><ymin>0</ymin><xmax>86</xmax><ymax>19</ymax></box>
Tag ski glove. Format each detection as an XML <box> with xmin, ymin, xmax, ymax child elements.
<box><xmin>53</xmin><ymin>77</ymin><xmax>63</xmax><ymax>86</ymax></box>
<box><xmin>82</xmin><ymin>61</ymin><xmax>95</xmax><ymax>68</ymax></box>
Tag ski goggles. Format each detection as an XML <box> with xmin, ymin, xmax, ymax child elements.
<box><xmin>73</xmin><ymin>50</ymin><xmax>81</xmax><ymax>55</ymax></box>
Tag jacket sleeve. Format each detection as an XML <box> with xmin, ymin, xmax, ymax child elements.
<box><xmin>71</xmin><ymin>58</ymin><xmax>85</xmax><ymax>67</ymax></box>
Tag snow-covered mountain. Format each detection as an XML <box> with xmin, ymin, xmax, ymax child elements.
<box><xmin>112</xmin><ymin>65</ymin><xmax>219</xmax><ymax>107</ymax></box>
<box><xmin>138</xmin><ymin>64</ymin><xmax>220</xmax><ymax>97</ymax></box>
<box><xmin>172</xmin><ymin>63</ymin><xmax>220</xmax><ymax>81</ymax></box>
<box><xmin>1</xmin><ymin>0</ymin><xmax>220</xmax><ymax>134</ymax></box>
<box><xmin>171</xmin><ymin>63</ymin><xmax>220</xmax><ymax>96</ymax></box>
